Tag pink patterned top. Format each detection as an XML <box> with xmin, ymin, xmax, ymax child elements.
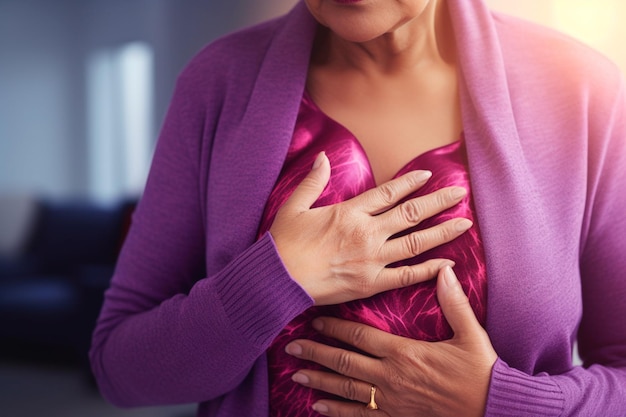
<box><xmin>259</xmin><ymin>93</ymin><xmax>488</xmax><ymax>416</ymax></box>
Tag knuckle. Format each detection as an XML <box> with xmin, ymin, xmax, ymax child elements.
<box><xmin>392</xmin><ymin>339</ymin><xmax>419</xmax><ymax>360</ymax></box>
<box><xmin>348</xmin><ymin>324</ymin><xmax>369</xmax><ymax>348</ymax></box>
<box><xmin>336</xmin><ymin>351</ymin><xmax>354</xmax><ymax>375</ymax></box>
<box><xmin>356</xmin><ymin>276</ymin><xmax>373</xmax><ymax>297</ymax></box>
<box><xmin>332</xmin><ymin>207</ymin><xmax>373</xmax><ymax>247</ymax></box>
<box><xmin>396</xmin><ymin>341</ymin><xmax>419</xmax><ymax>358</ymax></box>
<box><xmin>398</xmin><ymin>266</ymin><xmax>417</xmax><ymax>287</ymax></box>
<box><xmin>350</xmin><ymin>224</ymin><xmax>370</xmax><ymax>245</ymax></box>
<box><xmin>405</xmin><ymin>232</ymin><xmax>425</xmax><ymax>256</ymax></box>
<box><xmin>341</xmin><ymin>378</ymin><xmax>360</xmax><ymax>401</ymax></box>
<box><xmin>377</xmin><ymin>183</ymin><xmax>398</xmax><ymax>206</ymax></box>
<box><xmin>400</xmin><ymin>200</ymin><xmax>422</xmax><ymax>224</ymax></box>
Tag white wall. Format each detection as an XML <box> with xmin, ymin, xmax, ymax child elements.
<box><xmin>0</xmin><ymin>0</ymin><xmax>85</xmax><ymax>197</ymax></box>
<box><xmin>0</xmin><ymin>0</ymin><xmax>255</xmax><ymax>200</ymax></box>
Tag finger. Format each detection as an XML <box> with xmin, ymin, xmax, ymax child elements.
<box><xmin>436</xmin><ymin>266</ymin><xmax>482</xmax><ymax>339</ymax></box>
<box><xmin>291</xmin><ymin>370</ymin><xmax>375</xmax><ymax>405</ymax></box>
<box><xmin>377</xmin><ymin>186</ymin><xmax>468</xmax><ymax>235</ymax></box>
<box><xmin>280</xmin><ymin>151</ymin><xmax>331</xmax><ymax>213</ymax></box>
<box><xmin>285</xmin><ymin>337</ymin><xmax>381</xmax><ymax>383</ymax></box>
<box><xmin>375</xmin><ymin>258</ymin><xmax>454</xmax><ymax>291</ymax></box>
<box><xmin>379</xmin><ymin>218</ymin><xmax>472</xmax><ymax>264</ymax></box>
<box><xmin>349</xmin><ymin>170</ymin><xmax>432</xmax><ymax>215</ymax></box>
<box><xmin>314</xmin><ymin>316</ymin><xmax>406</xmax><ymax>358</ymax></box>
<box><xmin>312</xmin><ymin>399</ymin><xmax>389</xmax><ymax>417</ymax></box>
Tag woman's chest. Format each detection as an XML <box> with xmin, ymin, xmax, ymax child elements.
<box><xmin>307</xmin><ymin>75</ymin><xmax>462</xmax><ymax>184</ymax></box>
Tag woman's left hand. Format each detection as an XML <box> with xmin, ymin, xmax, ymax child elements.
<box><xmin>285</xmin><ymin>266</ymin><xmax>498</xmax><ymax>417</ymax></box>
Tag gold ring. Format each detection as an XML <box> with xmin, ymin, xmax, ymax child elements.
<box><xmin>366</xmin><ymin>385</ymin><xmax>379</xmax><ymax>410</ymax></box>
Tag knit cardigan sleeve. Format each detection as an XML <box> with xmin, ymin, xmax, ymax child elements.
<box><xmin>89</xmin><ymin>61</ymin><xmax>314</xmax><ymax>407</ymax></box>
<box><xmin>484</xmin><ymin>74</ymin><xmax>626</xmax><ymax>416</ymax></box>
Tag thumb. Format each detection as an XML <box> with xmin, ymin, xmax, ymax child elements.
<box><xmin>437</xmin><ymin>266</ymin><xmax>482</xmax><ymax>340</ymax></box>
<box><xmin>282</xmin><ymin>151</ymin><xmax>331</xmax><ymax>212</ymax></box>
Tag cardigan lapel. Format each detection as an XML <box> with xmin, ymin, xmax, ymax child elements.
<box><xmin>448</xmin><ymin>1</ymin><xmax>554</xmax><ymax>350</ymax></box>
<box><xmin>210</xmin><ymin>2</ymin><xmax>318</xmax><ymax>256</ymax></box>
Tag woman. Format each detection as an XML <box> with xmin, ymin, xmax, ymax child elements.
<box><xmin>90</xmin><ymin>0</ymin><xmax>626</xmax><ymax>416</ymax></box>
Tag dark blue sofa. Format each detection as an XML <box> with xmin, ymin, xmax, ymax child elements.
<box><xmin>0</xmin><ymin>199</ymin><xmax>133</xmax><ymax>364</ymax></box>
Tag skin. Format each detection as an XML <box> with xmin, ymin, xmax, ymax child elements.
<box><xmin>270</xmin><ymin>152</ymin><xmax>472</xmax><ymax>306</ymax></box>
<box><xmin>286</xmin><ymin>266</ymin><xmax>498</xmax><ymax>417</ymax></box>
<box><xmin>304</xmin><ymin>0</ymin><xmax>461</xmax><ymax>185</ymax></box>
<box><xmin>269</xmin><ymin>0</ymin><xmax>499</xmax><ymax>415</ymax></box>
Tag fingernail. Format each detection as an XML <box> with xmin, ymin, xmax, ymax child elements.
<box><xmin>439</xmin><ymin>259</ymin><xmax>456</xmax><ymax>269</ymax></box>
<box><xmin>312</xmin><ymin>318</ymin><xmax>324</xmax><ymax>331</ymax></box>
<box><xmin>451</xmin><ymin>187</ymin><xmax>467</xmax><ymax>200</ymax></box>
<box><xmin>312</xmin><ymin>151</ymin><xmax>325</xmax><ymax>170</ymax></box>
<box><xmin>292</xmin><ymin>372</ymin><xmax>310</xmax><ymax>385</ymax></box>
<box><xmin>455</xmin><ymin>218</ymin><xmax>473</xmax><ymax>232</ymax></box>
<box><xmin>285</xmin><ymin>342</ymin><xmax>303</xmax><ymax>356</ymax></box>
<box><xmin>414</xmin><ymin>170</ymin><xmax>432</xmax><ymax>183</ymax></box>
<box><xmin>312</xmin><ymin>403</ymin><xmax>329</xmax><ymax>414</ymax></box>
<box><xmin>442</xmin><ymin>265</ymin><xmax>460</xmax><ymax>289</ymax></box>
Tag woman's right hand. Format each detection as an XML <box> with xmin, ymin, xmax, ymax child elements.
<box><xmin>269</xmin><ymin>152</ymin><xmax>472</xmax><ymax>306</ymax></box>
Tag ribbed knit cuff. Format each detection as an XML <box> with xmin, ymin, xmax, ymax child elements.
<box><xmin>485</xmin><ymin>359</ymin><xmax>564</xmax><ymax>416</ymax></box>
<box><xmin>215</xmin><ymin>232</ymin><xmax>314</xmax><ymax>348</ymax></box>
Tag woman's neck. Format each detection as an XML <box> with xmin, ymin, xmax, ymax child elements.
<box><xmin>313</xmin><ymin>0</ymin><xmax>454</xmax><ymax>77</ymax></box>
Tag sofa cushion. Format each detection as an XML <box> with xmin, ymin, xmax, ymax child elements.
<box><xmin>27</xmin><ymin>201</ymin><xmax>124</xmax><ymax>274</ymax></box>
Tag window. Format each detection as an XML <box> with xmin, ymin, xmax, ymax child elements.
<box><xmin>86</xmin><ymin>41</ymin><xmax>154</xmax><ymax>203</ymax></box>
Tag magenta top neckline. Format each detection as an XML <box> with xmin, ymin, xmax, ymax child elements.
<box><xmin>296</xmin><ymin>91</ymin><xmax>464</xmax><ymax>187</ymax></box>
<box><xmin>260</xmin><ymin>92</ymin><xmax>488</xmax><ymax>417</ymax></box>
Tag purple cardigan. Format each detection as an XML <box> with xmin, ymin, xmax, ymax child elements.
<box><xmin>90</xmin><ymin>1</ymin><xmax>626</xmax><ymax>416</ymax></box>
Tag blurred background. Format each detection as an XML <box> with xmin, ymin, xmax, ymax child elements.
<box><xmin>0</xmin><ymin>1</ymin><xmax>624</xmax><ymax>416</ymax></box>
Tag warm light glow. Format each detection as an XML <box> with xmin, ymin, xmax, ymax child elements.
<box><xmin>551</xmin><ymin>0</ymin><xmax>618</xmax><ymax>48</ymax></box>
<box><xmin>485</xmin><ymin>0</ymin><xmax>625</xmax><ymax>75</ymax></box>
